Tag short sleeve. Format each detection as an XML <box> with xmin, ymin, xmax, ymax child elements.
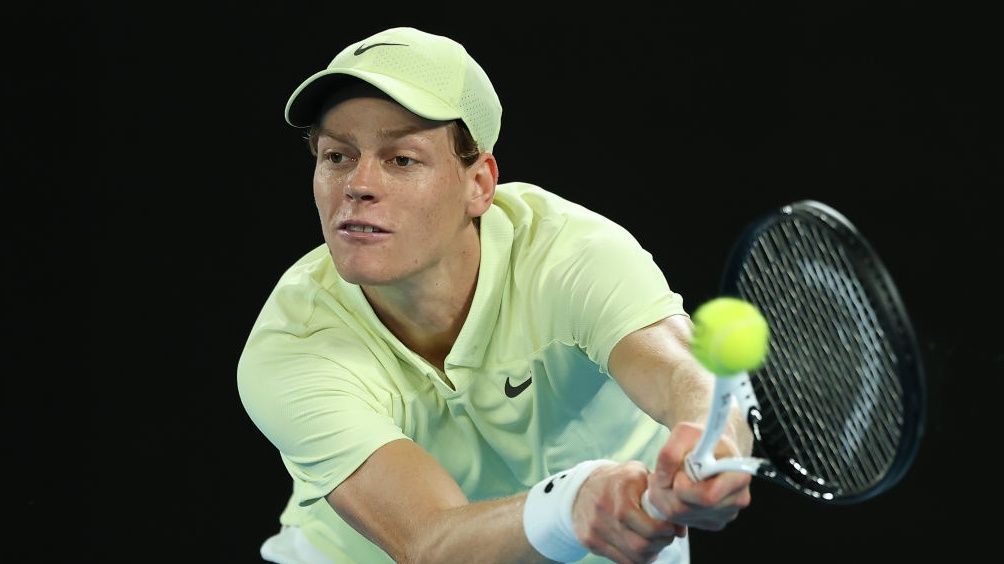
<box><xmin>548</xmin><ymin>225</ymin><xmax>686</xmax><ymax>372</ymax></box>
<box><xmin>238</xmin><ymin>327</ymin><xmax>407</xmax><ymax>507</ymax></box>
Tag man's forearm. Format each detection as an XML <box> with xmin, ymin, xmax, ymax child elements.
<box><xmin>608</xmin><ymin>316</ymin><xmax>753</xmax><ymax>456</ymax></box>
<box><xmin>405</xmin><ymin>494</ymin><xmax>552</xmax><ymax>564</ymax></box>
<box><xmin>661</xmin><ymin>356</ymin><xmax>754</xmax><ymax>457</ymax></box>
<box><xmin>328</xmin><ymin>440</ymin><xmax>554</xmax><ymax>564</ymax></box>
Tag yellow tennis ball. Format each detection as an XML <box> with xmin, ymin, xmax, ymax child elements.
<box><xmin>690</xmin><ymin>297</ymin><xmax>770</xmax><ymax>376</ymax></box>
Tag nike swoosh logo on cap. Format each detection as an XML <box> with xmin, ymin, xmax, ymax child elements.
<box><xmin>353</xmin><ymin>42</ymin><xmax>409</xmax><ymax>56</ymax></box>
<box><xmin>504</xmin><ymin>374</ymin><xmax>533</xmax><ymax>398</ymax></box>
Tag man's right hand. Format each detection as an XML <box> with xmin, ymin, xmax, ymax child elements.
<box><xmin>646</xmin><ymin>422</ymin><xmax>752</xmax><ymax>531</ymax></box>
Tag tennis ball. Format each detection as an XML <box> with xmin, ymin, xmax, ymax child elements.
<box><xmin>690</xmin><ymin>297</ymin><xmax>770</xmax><ymax>376</ymax></box>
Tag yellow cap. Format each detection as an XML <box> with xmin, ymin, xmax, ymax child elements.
<box><xmin>284</xmin><ymin>27</ymin><xmax>503</xmax><ymax>153</ymax></box>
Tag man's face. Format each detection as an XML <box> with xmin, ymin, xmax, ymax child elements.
<box><xmin>313</xmin><ymin>90</ymin><xmax>477</xmax><ymax>287</ymax></box>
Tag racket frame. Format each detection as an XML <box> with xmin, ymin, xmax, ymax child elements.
<box><xmin>641</xmin><ymin>200</ymin><xmax>926</xmax><ymax>519</ymax></box>
<box><xmin>721</xmin><ymin>200</ymin><xmax>926</xmax><ymax>503</ymax></box>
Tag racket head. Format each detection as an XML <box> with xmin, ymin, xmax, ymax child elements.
<box><xmin>721</xmin><ymin>200</ymin><xmax>926</xmax><ymax>504</ymax></box>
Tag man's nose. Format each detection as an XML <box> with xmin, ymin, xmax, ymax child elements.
<box><xmin>344</xmin><ymin>155</ymin><xmax>381</xmax><ymax>202</ymax></box>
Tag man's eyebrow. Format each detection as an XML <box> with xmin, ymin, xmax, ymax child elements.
<box><xmin>377</xmin><ymin>124</ymin><xmax>427</xmax><ymax>139</ymax></box>
<box><xmin>316</xmin><ymin>124</ymin><xmax>428</xmax><ymax>143</ymax></box>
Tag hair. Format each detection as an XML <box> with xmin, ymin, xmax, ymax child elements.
<box><xmin>305</xmin><ymin>119</ymin><xmax>481</xmax><ymax>168</ymax></box>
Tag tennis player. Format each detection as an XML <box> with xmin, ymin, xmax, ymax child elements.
<box><xmin>238</xmin><ymin>26</ymin><xmax>753</xmax><ymax>564</ymax></box>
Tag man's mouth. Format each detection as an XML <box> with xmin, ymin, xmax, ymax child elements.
<box><xmin>345</xmin><ymin>224</ymin><xmax>383</xmax><ymax>233</ymax></box>
<box><xmin>340</xmin><ymin>221</ymin><xmax>389</xmax><ymax>233</ymax></box>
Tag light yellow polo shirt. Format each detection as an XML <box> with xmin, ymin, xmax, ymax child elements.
<box><xmin>238</xmin><ymin>182</ymin><xmax>687</xmax><ymax>562</ymax></box>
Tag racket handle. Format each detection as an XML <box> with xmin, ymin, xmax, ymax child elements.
<box><xmin>684</xmin><ymin>373</ymin><xmax>746</xmax><ymax>481</ymax></box>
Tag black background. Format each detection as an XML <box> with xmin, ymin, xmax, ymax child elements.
<box><xmin>9</xmin><ymin>2</ymin><xmax>1001</xmax><ymax>562</ymax></box>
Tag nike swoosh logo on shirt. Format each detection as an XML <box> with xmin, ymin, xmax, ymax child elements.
<box><xmin>504</xmin><ymin>374</ymin><xmax>533</xmax><ymax>398</ymax></box>
<box><xmin>353</xmin><ymin>42</ymin><xmax>409</xmax><ymax>56</ymax></box>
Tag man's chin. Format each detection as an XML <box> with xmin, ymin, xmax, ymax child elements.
<box><xmin>333</xmin><ymin>264</ymin><xmax>395</xmax><ymax>287</ymax></box>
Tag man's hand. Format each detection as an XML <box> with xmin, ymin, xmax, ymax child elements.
<box><xmin>571</xmin><ymin>461</ymin><xmax>685</xmax><ymax>564</ymax></box>
<box><xmin>646</xmin><ymin>422</ymin><xmax>752</xmax><ymax>530</ymax></box>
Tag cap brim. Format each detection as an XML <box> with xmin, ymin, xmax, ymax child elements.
<box><xmin>285</xmin><ymin>68</ymin><xmax>461</xmax><ymax>127</ymax></box>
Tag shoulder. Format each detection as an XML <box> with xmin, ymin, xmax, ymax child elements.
<box><xmin>240</xmin><ymin>243</ymin><xmax>367</xmax><ymax>365</ymax></box>
<box><xmin>493</xmin><ymin>182</ymin><xmax>619</xmax><ymax>228</ymax></box>
<box><xmin>237</xmin><ymin>245</ymin><xmax>388</xmax><ymax>407</ymax></box>
<box><xmin>277</xmin><ymin>243</ymin><xmax>340</xmax><ymax>296</ymax></box>
<box><xmin>492</xmin><ymin>182</ymin><xmax>640</xmax><ymax>257</ymax></box>
<box><xmin>254</xmin><ymin>244</ymin><xmax>341</xmax><ymax>327</ymax></box>
<box><xmin>492</xmin><ymin>182</ymin><xmax>648</xmax><ymax>275</ymax></box>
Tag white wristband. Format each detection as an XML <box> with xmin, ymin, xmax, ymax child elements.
<box><xmin>522</xmin><ymin>459</ymin><xmax>617</xmax><ymax>562</ymax></box>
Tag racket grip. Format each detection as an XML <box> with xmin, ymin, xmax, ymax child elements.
<box><xmin>684</xmin><ymin>373</ymin><xmax>746</xmax><ymax>481</ymax></box>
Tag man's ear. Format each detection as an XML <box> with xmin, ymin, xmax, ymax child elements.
<box><xmin>467</xmin><ymin>152</ymin><xmax>498</xmax><ymax>218</ymax></box>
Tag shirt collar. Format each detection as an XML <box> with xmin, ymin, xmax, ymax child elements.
<box><xmin>447</xmin><ymin>204</ymin><xmax>513</xmax><ymax>368</ymax></box>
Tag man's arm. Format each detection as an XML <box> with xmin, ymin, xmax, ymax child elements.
<box><xmin>329</xmin><ymin>438</ymin><xmax>681</xmax><ymax>564</ymax></box>
<box><xmin>328</xmin><ymin>438</ymin><xmax>549</xmax><ymax>564</ymax></box>
<box><xmin>606</xmin><ymin>314</ymin><xmax>753</xmax><ymax>455</ymax></box>
<box><xmin>602</xmin><ymin>314</ymin><xmax>754</xmax><ymax>531</ymax></box>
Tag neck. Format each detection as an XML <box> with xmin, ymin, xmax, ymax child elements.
<box><xmin>362</xmin><ymin>229</ymin><xmax>481</xmax><ymax>370</ymax></box>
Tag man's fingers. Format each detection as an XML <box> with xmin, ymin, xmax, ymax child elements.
<box><xmin>672</xmin><ymin>469</ymin><xmax>752</xmax><ymax>509</ymax></box>
<box><xmin>643</xmin><ymin>469</ymin><xmax>752</xmax><ymax>531</ymax></box>
<box><xmin>580</xmin><ymin>511</ymin><xmax>673</xmax><ymax>564</ymax></box>
<box><xmin>653</xmin><ymin>423</ymin><xmax>704</xmax><ymax>488</ymax></box>
<box><xmin>583</xmin><ymin>538</ymin><xmax>645</xmax><ymax>564</ymax></box>
<box><xmin>574</xmin><ymin>461</ymin><xmax>683</xmax><ymax>563</ymax></box>
<box><xmin>621</xmin><ymin>502</ymin><xmax>680</xmax><ymax>542</ymax></box>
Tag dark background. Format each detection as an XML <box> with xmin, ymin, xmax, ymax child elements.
<box><xmin>9</xmin><ymin>2</ymin><xmax>1001</xmax><ymax>562</ymax></box>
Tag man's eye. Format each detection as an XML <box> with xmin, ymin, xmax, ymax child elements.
<box><xmin>325</xmin><ymin>152</ymin><xmax>345</xmax><ymax>164</ymax></box>
<box><xmin>393</xmin><ymin>156</ymin><xmax>415</xmax><ymax>167</ymax></box>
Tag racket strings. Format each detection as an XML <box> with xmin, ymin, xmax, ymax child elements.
<box><xmin>785</xmin><ymin>225</ymin><xmax>896</xmax><ymax>480</ymax></box>
<box><xmin>744</xmin><ymin>229</ymin><xmax>863</xmax><ymax>483</ymax></box>
<box><xmin>810</xmin><ymin>236</ymin><xmax>900</xmax><ymax>481</ymax></box>
<box><xmin>737</xmin><ymin>216</ymin><xmax>906</xmax><ymax>497</ymax></box>
<box><xmin>761</xmin><ymin>226</ymin><xmax>862</xmax><ymax>481</ymax></box>
<box><xmin>813</xmin><ymin>230</ymin><xmax>905</xmax><ymax>474</ymax></box>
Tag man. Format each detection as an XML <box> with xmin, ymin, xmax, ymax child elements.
<box><xmin>238</xmin><ymin>26</ymin><xmax>752</xmax><ymax>564</ymax></box>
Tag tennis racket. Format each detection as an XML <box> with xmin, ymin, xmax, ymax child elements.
<box><xmin>642</xmin><ymin>199</ymin><xmax>926</xmax><ymax>516</ymax></box>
